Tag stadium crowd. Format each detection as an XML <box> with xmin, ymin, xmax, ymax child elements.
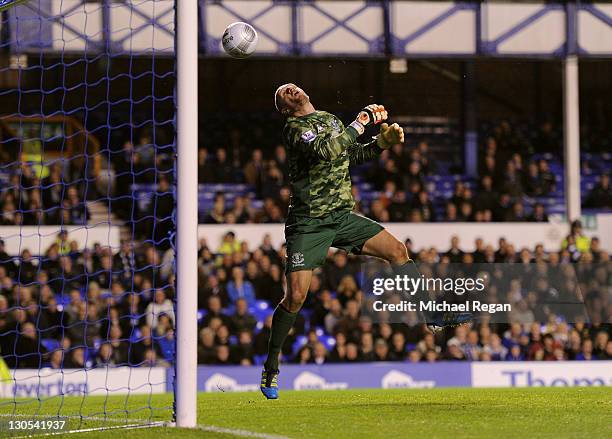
<box><xmin>0</xmin><ymin>120</ymin><xmax>610</xmax><ymax>370</ymax></box>
<box><xmin>0</xmin><ymin>162</ymin><xmax>91</xmax><ymax>226</ymax></box>
<box><xmin>197</xmin><ymin>120</ymin><xmax>612</xmax><ymax>224</ymax></box>
<box><xmin>0</xmin><ymin>223</ymin><xmax>609</xmax><ymax>369</ymax></box>
<box><xmin>1</xmin><ymin>121</ymin><xmax>610</xmax><ymax>231</ymax></box>
<box><xmin>194</xmin><ymin>226</ymin><xmax>610</xmax><ymax>366</ymax></box>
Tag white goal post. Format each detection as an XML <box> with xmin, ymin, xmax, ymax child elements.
<box><xmin>175</xmin><ymin>0</ymin><xmax>199</xmax><ymax>428</ymax></box>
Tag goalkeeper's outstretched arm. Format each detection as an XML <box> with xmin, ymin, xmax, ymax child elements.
<box><xmin>347</xmin><ymin>140</ymin><xmax>382</xmax><ymax>165</ymax></box>
<box><xmin>348</xmin><ymin>122</ymin><xmax>405</xmax><ymax>165</ymax></box>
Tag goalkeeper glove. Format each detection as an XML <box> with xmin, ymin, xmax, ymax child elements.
<box><xmin>348</xmin><ymin>104</ymin><xmax>388</xmax><ymax>136</ymax></box>
<box><xmin>376</xmin><ymin>123</ymin><xmax>404</xmax><ymax>150</ymax></box>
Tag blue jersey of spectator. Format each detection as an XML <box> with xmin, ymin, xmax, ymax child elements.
<box><xmin>505</xmin><ymin>345</ymin><xmax>524</xmax><ymax>361</ymax></box>
<box><xmin>227</xmin><ymin>266</ymin><xmax>256</xmax><ymax>306</ymax></box>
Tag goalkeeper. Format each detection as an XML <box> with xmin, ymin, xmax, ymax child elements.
<box><xmin>261</xmin><ymin>83</ymin><xmax>471</xmax><ymax>399</ymax></box>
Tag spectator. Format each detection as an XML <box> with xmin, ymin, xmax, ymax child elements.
<box><xmin>575</xmin><ymin>339</ymin><xmax>595</xmax><ymax>361</ymax></box>
<box><xmin>96</xmin><ymin>343</ymin><xmax>117</xmax><ymax>367</ymax></box>
<box><xmin>523</xmin><ymin>162</ymin><xmax>543</xmax><ymax>196</ymax></box>
<box><xmin>198</xmin><ymin>148</ymin><xmax>216</xmax><ymax>184</ymax></box>
<box><xmin>217</xmin><ymin>231</ymin><xmax>241</xmax><ymax>255</ymax></box>
<box><xmin>312</xmin><ymin>342</ymin><xmax>328</xmax><ymax>365</ymax></box>
<box><xmin>444</xmin><ymin>202</ymin><xmax>458</xmax><ymax>222</ymax></box>
<box><xmin>473</xmin><ymin>175</ymin><xmax>498</xmax><ymax>212</ymax></box>
<box><xmin>12</xmin><ymin>322</ymin><xmax>47</xmax><ymax>368</ymax></box>
<box><xmin>212</xmin><ymin>148</ymin><xmax>236</xmax><ymax>183</ymax></box>
<box><xmin>145</xmin><ymin>289</ymin><xmax>175</xmax><ymax>330</ymax></box>
<box><xmin>443</xmin><ymin>340</ymin><xmax>466</xmax><ymax>361</ymax></box>
<box><xmin>412</xmin><ymin>191</ymin><xmax>436</xmax><ymax>222</ymax></box>
<box><xmin>229</xmin><ymin>196</ymin><xmax>251</xmax><ymax>223</ymax></box>
<box><xmin>529</xmin><ymin>203</ymin><xmax>548</xmax><ymax>222</ymax></box>
<box><xmin>505</xmin><ymin>201</ymin><xmax>528</xmax><ymax>222</ymax></box>
<box><xmin>227</xmin><ymin>266</ymin><xmax>256</xmax><ymax>306</ymax></box>
<box><xmin>373</xmin><ymin>339</ymin><xmax>390</xmax><ymax>361</ymax></box>
<box><xmin>389</xmin><ymin>332</ymin><xmax>406</xmax><ymax>361</ymax></box>
<box><xmin>204</xmin><ymin>193</ymin><xmax>226</xmax><ymax>224</ymax></box>
<box><xmin>143</xmin><ymin>348</ymin><xmax>170</xmax><ymax>368</ymax></box>
<box><xmin>197</xmin><ymin>328</ymin><xmax>217</xmax><ymax>364</ymax></box>
<box><xmin>445</xmin><ymin>236</ymin><xmax>464</xmax><ymax>263</ymax></box>
<box><xmin>585</xmin><ymin>174</ymin><xmax>612</xmax><ymax>208</ymax></box>
<box><xmin>499</xmin><ymin>160</ymin><xmax>523</xmax><ymax>197</ymax></box>
<box><xmin>600</xmin><ymin>341</ymin><xmax>612</xmax><ymax>360</ymax></box>
<box><xmin>200</xmin><ymin>274</ymin><xmax>230</xmax><ymax>309</ymax></box>
<box><xmin>483</xmin><ymin>334</ymin><xmax>508</xmax><ymax>361</ymax></box>
<box><xmin>360</xmin><ymin>333</ymin><xmax>375</xmax><ymax>362</ymax></box>
<box><xmin>231</xmin><ymin>330</ymin><xmax>255</xmax><ymax>365</ymax></box>
<box><xmin>243</xmin><ymin>149</ymin><xmax>266</xmax><ymax>191</ymax></box>
<box><xmin>215</xmin><ymin>345</ymin><xmax>232</xmax><ymax>365</ymax></box>
<box><xmin>562</xmin><ymin>220</ymin><xmax>591</xmax><ymax>255</ymax></box>
<box><xmin>201</xmin><ymin>296</ymin><xmax>231</xmax><ymax>329</ymax></box>
<box><xmin>463</xmin><ymin>330</ymin><xmax>482</xmax><ymax>361</ymax></box>
<box><xmin>229</xmin><ymin>298</ymin><xmax>257</xmax><ymax>335</ymax></box>
<box><xmin>64</xmin><ymin>347</ymin><xmax>91</xmax><ymax>369</ymax></box>
<box><xmin>537</xmin><ymin>159</ymin><xmax>556</xmax><ymax>194</ymax></box>
<box><xmin>388</xmin><ymin>191</ymin><xmax>410</xmax><ymax>221</ymax></box>
<box><xmin>67</xmin><ymin>304</ymin><xmax>101</xmax><ymax>348</ymax></box>
<box><xmin>493</xmin><ymin>193</ymin><xmax>513</xmax><ymax>221</ymax></box>
<box><xmin>66</xmin><ymin>186</ymin><xmax>90</xmax><ymax>225</ymax></box>
<box><xmin>48</xmin><ymin>349</ymin><xmax>65</xmax><ymax>369</ymax></box>
<box><xmin>407</xmin><ymin>350</ymin><xmax>422</xmax><ymax>363</ymax></box>
<box><xmin>129</xmin><ymin>325</ymin><xmax>161</xmax><ymax>365</ymax></box>
<box><xmin>324</xmin><ymin>299</ymin><xmax>343</xmax><ymax>335</ymax></box>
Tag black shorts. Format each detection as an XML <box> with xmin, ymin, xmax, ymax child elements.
<box><xmin>284</xmin><ymin>210</ymin><xmax>384</xmax><ymax>273</ymax></box>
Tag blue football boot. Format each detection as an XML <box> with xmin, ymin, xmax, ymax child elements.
<box><xmin>260</xmin><ymin>369</ymin><xmax>279</xmax><ymax>400</ymax></box>
<box><xmin>427</xmin><ymin>311</ymin><xmax>473</xmax><ymax>333</ymax></box>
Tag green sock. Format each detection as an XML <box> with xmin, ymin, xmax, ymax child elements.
<box><xmin>264</xmin><ymin>305</ymin><xmax>298</xmax><ymax>371</ymax></box>
<box><xmin>392</xmin><ymin>260</ymin><xmax>431</xmax><ymax>320</ymax></box>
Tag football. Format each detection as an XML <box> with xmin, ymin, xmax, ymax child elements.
<box><xmin>222</xmin><ymin>21</ymin><xmax>258</xmax><ymax>58</ymax></box>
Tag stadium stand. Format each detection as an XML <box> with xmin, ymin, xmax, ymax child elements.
<box><xmin>185</xmin><ymin>119</ymin><xmax>612</xmax><ymax>224</ymax></box>
<box><xmin>1</xmin><ymin>225</ymin><xmax>609</xmax><ymax>369</ymax></box>
<box><xmin>1</xmin><ymin>115</ymin><xmax>610</xmax><ymax>370</ymax></box>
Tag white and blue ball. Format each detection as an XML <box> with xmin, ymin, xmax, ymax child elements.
<box><xmin>222</xmin><ymin>22</ymin><xmax>258</xmax><ymax>59</ymax></box>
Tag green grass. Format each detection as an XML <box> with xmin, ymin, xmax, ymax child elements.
<box><xmin>1</xmin><ymin>388</ymin><xmax>611</xmax><ymax>438</ymax></box>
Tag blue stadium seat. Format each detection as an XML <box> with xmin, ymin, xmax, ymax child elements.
<box><xmin>255</xmin><ymin>300</ymin><xmax>269</xmax><ymax>311</ymax></box>
<box><xmin>251</xmin><ymin>301</ymin><xmax>272</xmax><ymax>323</ymax></box>
<box><xmin>292</xmin><ymin>335</ymin><xmax>308</xmax><ymax>354</ymax></box>
<box><xmin>41</xmin><ymin>339</ymin><xmax>60</xmax><ymax>352</ymax></box>
<box><xmin>253</xmin><ymin>354</ymin><xmax>266</xmax><ymax>366</ymax></box>
<box><xmin>129</xmin><ymin>328</ymin><xmax>142</xmax><ymax>343</ymax></box>
<box><xmin>197</xmin><ymin>309</ymin><xmax>206</xmax><ymax>323</ymax></box>
<box><xmin>321</xmin><ymin>336</ymin><xmax>336</xmax><ymax>351</ymax></box>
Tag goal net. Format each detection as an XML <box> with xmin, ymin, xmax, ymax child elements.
<box><xmin>0</xmin><ymin>0</ymin><xmax>177</xmax><ymax>433</ymax></box>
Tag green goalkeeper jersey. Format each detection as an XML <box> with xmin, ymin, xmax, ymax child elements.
<box><xmin>282</xmin><ymin>110</ymin><xmax>382</xmax><ymax>218</ymax></box>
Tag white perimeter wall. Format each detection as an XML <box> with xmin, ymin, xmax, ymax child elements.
<box><xmin>200</xmin><ymin>213</ymin><xmax>612</xmax><ymax>253</ymax></box>
<box><xmin>1</xmin><ymin>216</ymin><xmax>607</xmax><ymax>257</ymax></box>
<box><xmin>0</xmin><ymin>224</ymin><xmax>121</xmax><ymax>256</ymax></box>
<box><xmin>0</xmin><ymin>367</ymin><xmax>167</xmax><ymax>398</ymax></box>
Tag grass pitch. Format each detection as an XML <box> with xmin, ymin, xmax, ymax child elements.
<box><xmin>1</xmin><ymin>387</ymin><xmax>610</xmax><ymax>438</ymax></box>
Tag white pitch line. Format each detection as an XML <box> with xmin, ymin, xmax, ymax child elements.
<box><xmin>197</xmin><ymin>424</ymin><xmax>291</xmax><ymax>439</ymax></box>
<box><xmin>0</xmin><ymin>414</ymin><xmax>291</xmax><ymax>438</ymax></box>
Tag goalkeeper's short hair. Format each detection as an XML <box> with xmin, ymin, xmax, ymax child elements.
<box><xmin>274</xmin><ymin>84</ymin><xmax>288</xmax><ymax>113</ymax></box>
